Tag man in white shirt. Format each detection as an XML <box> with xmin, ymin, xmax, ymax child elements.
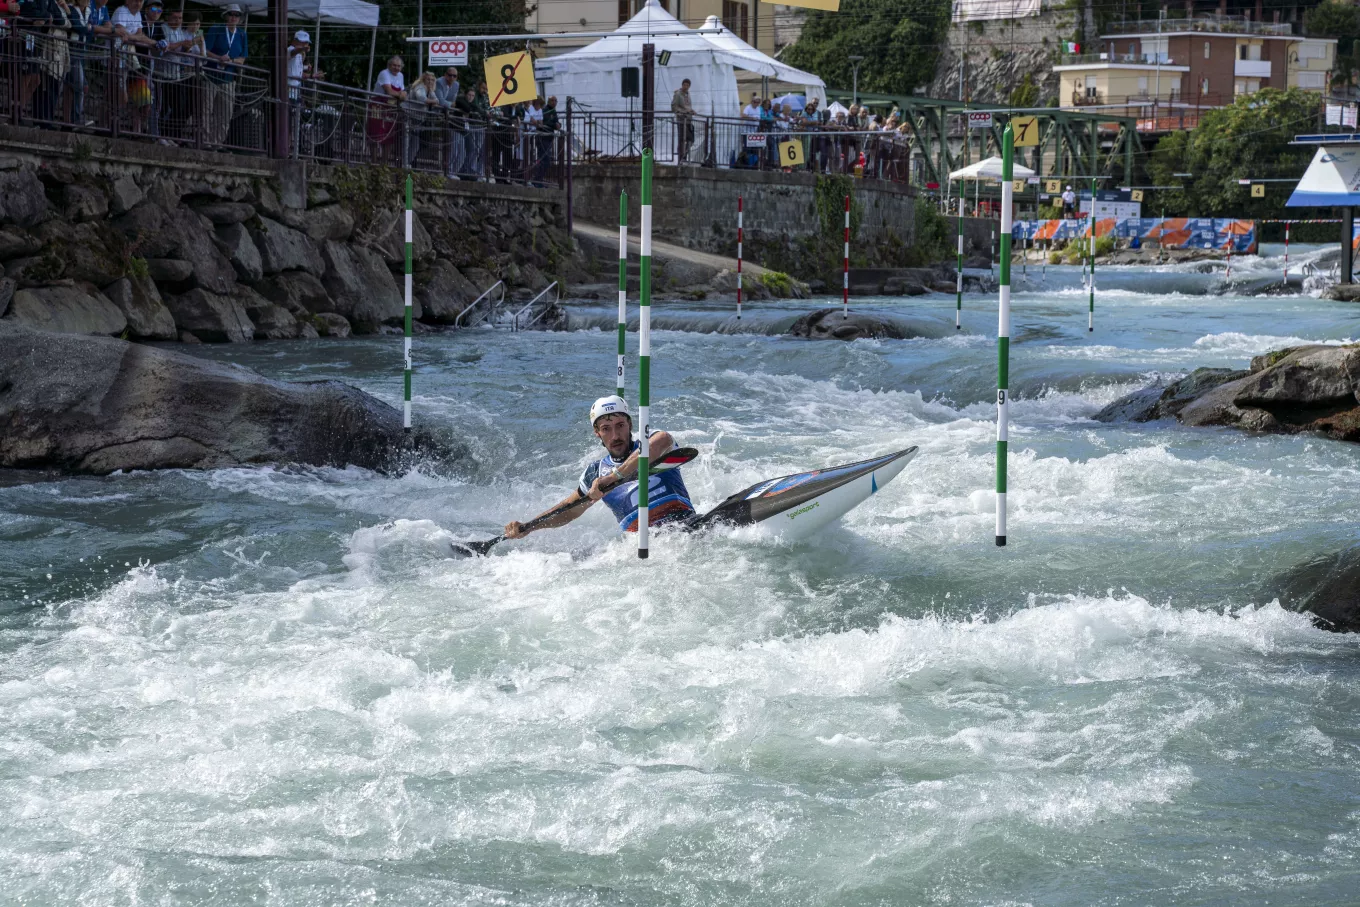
<box><xmin>741</xmin><ymin>92</ymin><xmax>762</xmax><ymax>167</ymax></box>
<box><xmin>1061</xmin><ymin>185</ymin><xmax>1076</xmax><ymax>219</ymax></box>
<box><xmin>375</xmin><ymin>56</ymin><xmax>406</xmax><ymax>100</ymax></box>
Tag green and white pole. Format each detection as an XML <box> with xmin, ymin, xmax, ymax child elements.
<box><xmin>637</xmin><ymin>150</ymin><xmax>654</xmax><ymax>560</ymax></box>
<box><xmin>996</xmin><ymin>125</ymin><xmax>1014</xmax><ymax>548</ymax></box>
<box><xmin>1087</xmin><ymin>175</ymin><xmax>1096</xmax><ymax>332</ymax></box>
<box><xmin>403</xmin><ymin>175</ymin><xmax>413</xmax><ymax>431</ymax></box>
<box><xmin>955</xmin><ymin>197</ymin><xmax>963</xmax><ymax>330</ymax></box>
<box><xmin>617</xmin><ymin>190</ymin><xmax>628</xmax><ymax>398</ymax></box>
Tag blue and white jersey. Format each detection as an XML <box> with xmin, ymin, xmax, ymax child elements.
<box><xmin>578</xmin><ymin>436</ymin><xmax>694</xmax><ymax>532</ymax></box>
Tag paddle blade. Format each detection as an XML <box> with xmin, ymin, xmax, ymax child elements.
<box><xmin>450</xmin><ymin>536</ymin><xmax>503</xmax><ymax>558</ymax></box>
<box><xmin>654</xmin><ymin>447</ymin><xmax>699</xmax><ymax>471</ymax></box>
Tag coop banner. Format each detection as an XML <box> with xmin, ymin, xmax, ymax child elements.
<box><xmin>952</xmin><ymin>0</ymin><xmax>1041</xmax><ymax>23</ymax></box>
<box><xmin>1013</xmin><ymin>218</ymin><xmax>1258</xmax><ymax>253</ymax></box>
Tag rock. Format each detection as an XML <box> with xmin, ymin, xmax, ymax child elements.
<box><xmin>370</xmin><ymin>208</ymin><xmax>433</xmax><ymax>266</ymax></box>
<box><xmin>179</xmin><ymin>330</ymin><xmax>201</xmax><ymax>343</ymax></box>
<box><xmin>101</xmin><ymin>275</ymin><xmax>177</xmax><ymax>340</ymax></box>
<box><xmin>62</xmin><ymin>184</ymin><xmax>109</xmax><ymax>222</ymax></box>
<box><xmin>0</xmin><ymin>227</ymin><xmax>42</xmax><ymax>261</ymax></box>
<box><xmin>236</xmin><ymin>286</ymin><xmax>303</xmax><ymax>340</ymax></box>
<box><xmin>61</xmin><ymin>222</ymin><xmax>127</xmax><ymax>287</ymax></box>
<box><xmin>787</xmin><ymin>308</ymin><xmax>910</xmax><ymax>341</ymax></box>
<box><xmin>109</xmin><ymin>175</ymin><xmax>145</xmax><ymax>216</ymax></box>
<box><xmin>145</xmin><ymin>258</ymin><xmax>195</xmax><ymax>284</ymax></box>
<box><xmin>1269</xmin><ymin>545</ymin><xmax>1360</xmax><ymax>632</ymax></box>
<box><xmin>164</xmin><ymin>288</ymin><xmax>255</xmax><ymax>343</ymax></box>
<box><xmin>257</xmin><ymin>270</ymin><xmax>330</xmax><ymax>318</ymax></box>
<box><xmin>462</xmin><ymin>266</ymin><xmax>495</xmax><ymax>293</ymax></box>
<box><xmin>1322</xmin><ymin>284</ymin><xmax>1360</xmax><ymax>303</ymax></box>
<box><xmin>300</xmin><ymin>204</ymin><xmax>355</xmax><ymax>242</ymax></box>
<box><xmin>311</xmin><ymin>312</ymin><xmax>351</xmax><ymax>338</ymax></box>
<box><xmin>0</xmin><ymin>322</ymin><xmax>452</xmax><ymax>474</ymax></box>
<box><xmin>250</xmin><ymin>215</ymin><xmax>325</xmax><ymax>276</ymax></box>
<box><xmin>415</xmin><ymin>259</ymin><xmax>480</xmax><ymax>323</ymax></box>
<box><xmin>0</xmin><ymin>277</ymin><xmax>13</xmax><ymax>316</ymax></box>
<box><xmin>193</xmin><ymin>201</ymin><xmax>256</xmax><ymax>225</ymax></box>
<box><xmin>5</xmin><ymin>254</ymin><xmax>64</xmax><ymax>284</ymax></box>
<box><xmin>215</xmin><ymin>222</ymin><xmax>264</xmax><ymax>284</ymax></box>
<box><xmin>0</xmin><ymin>169</ymin><xmax>50</xmax><ymax>227</ymax></box>
<box><xmin>113</xmin><ymin>202</ymin><xmax>237</xmax><ymax>294</ymax></box>
<box><xmin>320</xmin><ymin>240</ymin><xmax>403</xmax><ymax>331</ymax></box>
<box><xmin>2</xmin><ymin>283</ymin><xmax>126</xmax><ymax>335</ymax></box>
<box><xmin>1094</xmin><ymin>368</ymin><xmax>1248</xmax><ymax>423</ymax></box>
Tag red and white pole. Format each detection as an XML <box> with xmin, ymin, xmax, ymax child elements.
<box><xmin>1284</xmin><ymin>222</ymin><xmax>1290</xmax><ymax>285</ymax></box>
<box><xmin>1225</xmin><ymin>229</ymin><xmax>1233</xmax><ymax>282</ymax></box>
<box><xmin>736</xmin><ymin>195</ymin><xmax>743</xmax><ymax>321</ymax></box>
<box><xmin>842</xmin><ymin>194</ymin><xmax>850</xmax><ymax>320</ymax></box>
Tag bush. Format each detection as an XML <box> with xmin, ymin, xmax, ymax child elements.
<box><xmin>1094</xmin><ymin>234</ymin><xmax>1115</xmax><ymax>256</ymax></box>
<box><xmin>1048</xmin><ymin>251</ymin><xmax>1063</xmax><ymax>265</ymax></box>
<box><xmin>758</xmin><ymin>270</ymin><xmax>794</xmax><ymax>296</ymax></box>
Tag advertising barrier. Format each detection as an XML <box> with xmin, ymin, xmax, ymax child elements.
<box><xmin>1014</xmin><ymin>218</ymin><xmax>1259</xmax><ymax>253</ymax></box>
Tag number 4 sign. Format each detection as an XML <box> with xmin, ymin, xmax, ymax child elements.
<box><xmin>485</xmin><ymin>51</ymin><xmax>538</xmax><ymax>108</ymax></box>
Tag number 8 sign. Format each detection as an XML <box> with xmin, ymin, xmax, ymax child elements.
<box><xmin>778</xmin><ymin>139</ymin><xmax>805</xmax><ymax>168</ymax></box>
<box><xmin>484</xmin><ymin>51</ymin><xmax>538</xmax><ymax>108</ymax></box>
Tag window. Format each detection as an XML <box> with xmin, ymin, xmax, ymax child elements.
<box><xmin>1201</xmin><ymin>77</ymin><xmax>1210</xmax><ymax>94</ymax></box>
<box><xmin>1139</xmin><ymin>75</ymin><xmax>1148</xmax><ymax>94</ymax></box>
<box><xmin>1204</xmin><ymin>41</ymin><xmax>1211</xmax><ymax>60</ymax></box>
<box><xmin>722</xmin><ymin>0</ymin><xmax>749</xmax><ymax>43</ymax></box>
<box><xmin>1085</xmin><ymin>74</ymin><xmax>1098</xmax><ymax>99</ymax></box>
<box><xmin>1297</xmin><ymin>41</ymin><xmax>1326</xmax><ymax>62</ymax></box>
<box><xmin>1297</xmin><ymin>71</ymin><xmax>1326</xmax><ymax>89</ymax></box>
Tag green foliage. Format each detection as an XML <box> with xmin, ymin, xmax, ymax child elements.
<box><xmin>1048</xmin><ymin>250</ymin><xmax>1063</xmax><ymax>265</ymax></box>
<box><xmin>1037</xmin><ymin>203</ymin><xmax>1063</xmax><ymax>219</ymax></box>
<box><xmin>758</xmin><ymin>270</ymin><xmax>794</xmax><ymax>296</ymax></box>
<box><xmin>1095</xmin><ymin>234</ymin><xmax>1115</xmax><ymax>256</ymax></box>
<box><xmin>1145</xmin><ymin>89</ymin><xmax>1318</xmax><ymax>218</ymax></box>
<box><xmin>911</xmin><ymin>201</ymin><xmax>950</xmax><ymax>263</ymax></box>
<box><xmin>126</xmin><ymin>256</ymin><xmax>150</xmax><ymax>280</ymax></box>
<box><xmin>1008</xmin><ymin>74</ymin><xmax>1039</xmax><ymax>109</ymax></box>
<box><xmin>783</xmin><ymin>0</ymin><xmax>951</xmax><ymax>95</ymax></box>
<box><xmin>1305</xmin><ymin>1</ymin><xmax>1360</xmax><ymax>88</ymax></box>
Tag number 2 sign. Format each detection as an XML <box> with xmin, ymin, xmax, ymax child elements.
<box><xmin>485</xmin><ymin>51</ymin><xmax>538</xmax><ymax>108</ymax></box>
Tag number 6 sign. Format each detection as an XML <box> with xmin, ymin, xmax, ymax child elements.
<box><xmin>778</xmin><ymin>139</ymin><xmax>805</xmax><ymax>168</ymax></box>
<box><xmin>484</xmin><ymin>51</ymin><xmax>538</xmax><ymax>108</ymax></box>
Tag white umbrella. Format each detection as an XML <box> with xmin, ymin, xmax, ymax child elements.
<box><xmin>949</xmin><ymin>156</ymin><xmax>1036</xmax><ymax>182</ymax></box>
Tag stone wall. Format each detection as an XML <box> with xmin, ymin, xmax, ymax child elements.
<box><xmin>0</xmin><ymin>125</ymin><xmax>576</xmax><ymax>343</ymax></box>
<box><xmin>928</xmin><ymin>9</ymin><xmax>1077</xmax><ymax>108</ymax></box>
<box><xmin>570</xmin><ymin>164</ymin><xmax>922</xmax><ymax>279</ymax></box>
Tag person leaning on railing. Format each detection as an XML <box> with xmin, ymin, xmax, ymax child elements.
<box><xmin>158</xmin><ymin>8</ymin><xmax>197</xmax><ymax>141</ymax></box>
<box><xmin>670</xmin><ymin>78</ymin><xmax>694</xmax><ymax>164</ymax></box>
<box><xmin>202</xmin><ymin>3</ymin><xmax>245</xmax><ymax>147</ymax></box>
<box><xmin>407</xmin><ymin>70</ymin><xmax>439</xmax><ymax>168</ymax></box>
<box><xmin>434</xmin><ymin>67</ymin><xmax>463</xmax><ymax>179</ymax></box>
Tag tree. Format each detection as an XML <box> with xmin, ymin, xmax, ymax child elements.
<box><xmin>1008</xmin><ymin>73</ymin><xmax>1039</xmax><ymax>109</ymax></box>
<box><xmin>1304</xmin><ymin>0</ymin><xmax>1360</xmax><ymax>89</ymax></box>
<box><xmin>782</xmin><ymin>0</ymin><xmax>952</xmax><ymax>96</ymax></box>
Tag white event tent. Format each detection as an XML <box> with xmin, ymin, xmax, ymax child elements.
<box><xmin>192</xmin><ymin>0</ymin><xmax>381</xmax><ymax>85</ymax></box>
<box><xmin>698</xmin><ymin>15</ymin><xmax>827</xmax><ymax>106</ymax></box>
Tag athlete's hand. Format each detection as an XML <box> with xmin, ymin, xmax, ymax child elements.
<box><xmin>504</xmin><ymin>520</ymin><xmax>528</xmax><ymax>539</ymax></box>
<box><xmin>588</xmin><ymin>473</ymin><xmax>620</xmax><ymax>502</ymax></box>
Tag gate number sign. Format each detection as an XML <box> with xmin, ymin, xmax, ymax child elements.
<box><xmin>485</xmin><ymin>51</ymin><xmax>538</xmax><ymax>107</ymax></box>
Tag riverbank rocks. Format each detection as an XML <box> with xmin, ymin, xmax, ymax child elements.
<box><xmin>1322</xmin><ymin>284</ymin><xmax>1360</xmax><ymax>302</ymax></box>
<box><xmin>3</xmin><ymin>283</ymin><xmax>125</xmax><ymax>335</ymax></box>
<box><xmin>166</xmin><ymin>288</ymin><xmax>254</xmax><ymax>343</ymax></box>
<box><xmin>1269</xmin><ymin>545</ymin><xmax>1360</xmax><ymax>633</ymax></box>
<box><xmin>0</xmin><ymin>322</ymin><xmax>452</xmax><ymax>474</ymax></box>
<box><xmin>787</xmin><ymin>308</ymin><xmax>910</xmax><ymax>341</ymax></box>
<box><xmin>102</xmin><ymin>275</ymin><xmax>176</xmax><ymax>340</ymax></box>
<box><xmin>1095</xmin><ymin>345</ymin><xmax>1360</xmax><ymax>442</ymax></box>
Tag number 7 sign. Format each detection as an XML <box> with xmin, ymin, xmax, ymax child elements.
<box><xmin>1011</xmin><ymin>115</ymin><xmax>1039</xmax><ymax>147</ymax></box>
<box><xmin>485</xmin><ymin>51</ymin><xmax>538</xmax><ymax>108</ymax></box>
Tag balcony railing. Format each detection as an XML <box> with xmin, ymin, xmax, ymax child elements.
<box><xmin>1060</xmin><ymin>52</ymin><xmax>1178</xmax><ymax>66</ymax></box>
<box><xmin>1105</xmin><ymin>15</ymin><xmax>1293</xmax><ymax>37</ymax></box>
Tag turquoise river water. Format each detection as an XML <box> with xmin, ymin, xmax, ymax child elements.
<box><xmin>2</xmin><ymin>250</ymin><xmax>1359</xmax><ymax>905</ymax></box>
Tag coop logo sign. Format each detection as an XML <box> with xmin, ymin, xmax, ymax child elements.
<box><xmin>429</xmin><ymin>40</ymin><xmax>469</xmax><ymax>67</ymax></box>
<box><xmin>967</xmin><ymin>111</ymin><xmax>993</xmax><ymax>129</ymax></box>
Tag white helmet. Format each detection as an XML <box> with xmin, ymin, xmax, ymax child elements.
<box><xmin>589</xmin><ymin>395</ymin><xmax>631</xmax><ymax>428</ymax></box>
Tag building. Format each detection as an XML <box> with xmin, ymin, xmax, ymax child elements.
<box><xmin>527</xmin><ymin>0</ymin><xmax>777</xmax><ymax>57</ymax></box>
<box><xmin>1054</xmin><ymin>13</ymin><xmax>1336</xmax><ymax>130</ymax></box>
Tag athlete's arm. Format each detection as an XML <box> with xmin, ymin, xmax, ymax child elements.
<box><xmin>504</xmin><ymin>490</ymin><xmax>593</xmax><ymax>539</ymax></box>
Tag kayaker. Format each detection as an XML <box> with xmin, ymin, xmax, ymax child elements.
<box><xmin>503</xmin><ymin>395</ymin><xmax>695</xmax><ymax>539</ymax></box>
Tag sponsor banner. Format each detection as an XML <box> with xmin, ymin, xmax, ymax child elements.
<box><xmin>967</xmin><ymin>111</ymin><xmax>993</xmax><ymax>129</ymax></box>
<box><xmin>429</xmin><ymin>39</ymin><xmax>468</xmax><ymax>67</ymax></box>
<box><xmin>1012</xmin><ymin>218</ymin><xmax>1258</xmax><ymax>253</ymax></box>
<box><xmin>745</xmin><ymin>134</ymin><xmax>768</xmax><ymax>148</ymax></box>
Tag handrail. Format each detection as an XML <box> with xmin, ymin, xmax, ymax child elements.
<box><xmin>454</xmin><ymin>280</ymin><xmax>506</xmax><ymax>328</ymax></box>
<box><xmin>510</xmin><ymin>282</ymin><xmax>560</xmax><ymax>332</ymax></box>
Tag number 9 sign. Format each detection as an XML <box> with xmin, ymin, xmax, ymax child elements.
<box><xmin>484</xmin><ymin>51</ymin><xmax>537</xmax><ymax>108</ymax></box>
<box><xmin>778</xmin><ymin>139</ymin><xmax>805</xmax><ymax>168</ymax></box>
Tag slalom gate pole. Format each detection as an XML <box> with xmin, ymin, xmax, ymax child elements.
<box><xmin>403</xmin><ymin>175</ymin><xmax>413</xmax><ymax>432</ymax></box>
<box><xmin>990</xmin><ymin>227</ymin><xmax>996</xmax><ymax>277</ymax></box>
<box><xmin>997</xmin><ymin>125</ymin><xmax>1013</xmax><ymax>547</ymax></box>
<box><xmin>842</xmin><ymin>194</ymin><xmax>850</xmax><ymax>319</ymax></box>
<box><xmin>736</xmin><ymin>195</ymin><xmax>743</xmax><ymax>321</ymax></box>
<box><xmin>1087</xmin><ymin>176</ymin><xmax>1095</xmax><ymax>332</ymax></box>
<box><xmin>1284</xmin><ymin>222</ymin><xmax>1290</xmax><ymax>284</ymax></box>
<box><xmin>617</xmin><ymin>190</ymin><xmax>627</xmax><ymax>398</ymax></box>
<box><xmin>955</xmin><ymin>199</ymin><xmax>963</xmax><ymax>330</ymax></box>
<box><xmin>1226</xmin><ymin>233</ymin><xmax>1233</xmax><ymax>282</ymax></box>
<box><xmin>637</xmin><ymin>149</ymin><xmax>653</xmax><ymax>560</ymax></box>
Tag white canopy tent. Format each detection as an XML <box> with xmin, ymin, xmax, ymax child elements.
<box><xmin>949</xmin><ymin>156</ymin><xmax>1036</xmax><ymax>213</ymax></box>
<box><xmin>698</xmin><ymin>15</ymin><xmax>827</xmax><ymax>106</ymax></box>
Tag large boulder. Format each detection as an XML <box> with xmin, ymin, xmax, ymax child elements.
<box><xmin>0</xmin><ymin>169</ymin><xmax>50</xmax><ymax>228</ymax></box>
<box><xmin>0</xmin><ymin>227</ymin><xmax>42</xmax><ymax>261</ymax></box>
<box><xmin>1268</xmin><ymin>545</ymin><xmax>1360</xmax><ymax>632</ymax></box>
<box><xmin>0</xmin><ymin>277</ymin><xmax>14</xmax><ymax>317</ymax></box>
<box><xmin>165</xmin><ymin>288</ymin><xmax>255</xmax><ymax>343</ymax></box>
<box><xmin>193</xmin><ymin>201</ymin><xmax>256</xmax><ymax>225</ymax></box>
<box><xmin>109</xmin><ymin>175</ymin><xmax>145</xmax><ymax>215</ymax></box>
<box><xmin>62</xmin><ymin>184</ymin><xmax>109</xmax><ymax>223</ymax></box>
<box><xmin>370</xmin><ymin>208</ymin><xmax>433</xmax><ymax>266</ymax></box>
<box><xmin>102</xmin><ymin>275</ymin><xmax>177</xmax><ymax>340</ymax></box>
<box><xmin>415</xmin><ymin>259</ymin><xmax>480</xmax><ymax>324</ymax></box>
<box><xmin>2</xmin><ymin>283</ymin><xmax>126</xmax><ymax>335</ymax></box>
<box><xmin>257</xmin><ymin>270</ymin><xmax>331</xmax><ymax>318</ymax></box>
<box><xmin>1093</xmin><ymin>368</ymin><xmax>1248</xmax><ymax>423</ymax></box>
<box><xmin>58</xmin><ymin>222</ymin><xmax>127</xmax><ymax>287</ymax></box>
<box><xmin>250</xmin><ymin>215</ymin><xmax>325</xmax><ymax>276</ymax></box>
<box><xmin>311</xmin><ymin>312</ymin><xmax>351</xmax><ymax>338</ymax></box>
<box><xmin>236</xmin><ymin>285</ymin><xmax>314</xmax><ymax>340</ymax></box>
<box><xmin>0</xmin><ymin>322</ymin><xmax>451</xmax><ymax>474</ymax></box>
<box><xmin>215</xmin><ymin>222</ymin><xmax>264</xmax><ymax>284</ymax></box>
<box><xmin>787</xmin><ymin>308</ymin><xmax>911</xmax><ymax>341</ymax></box>
<box><xmin>1322</xmin><ymin>284</ymin><xmax>1360</xmax><ymax>303</ymax></box>
<box><xmin>113</xmin><ymin>202</ymin><xmax>237</xmax><ymax>293</ymax></box>
<box><xmin>145</xmin><ymin>258</ymin><xmax>194</xmax><ymax>284</ymax></box>
<box><xmin>300</xmin><ymin>204</ymin><xmax>355</xmax><ymax>242</ymax></box>
<box><xmin>320</xmin><ymin>240</ymin><xmax>403</xmax><ymax>331</ymax></box>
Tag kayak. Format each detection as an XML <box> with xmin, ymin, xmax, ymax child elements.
<box><xmin>686</xmin><ymin>447</ymin><xmax>918</xmax><ymax>541</ymax></box>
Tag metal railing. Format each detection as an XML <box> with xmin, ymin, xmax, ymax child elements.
<box><xmin>1</xmin><ymin>24</ymin><xmax>274</xmax><ymax>154</ymax></box>
<box><xmin>454</xmin><ymin>279</ymin><xmax>506</xmax><ymax>328</ymax></box>
<box><xmin>1107</xmin><ymin>15</ymin><xmax>1294</xmax><ymax>37</ymax></box>
<box><xmin>1060</xmin><ymin>52</ymin><xmax>1178</xmax><ymax>66</ymax></box>
<box><xmin>511</xmin><ymin>281</ymin><xmax>559</xmax><ymax>331</ymax></box>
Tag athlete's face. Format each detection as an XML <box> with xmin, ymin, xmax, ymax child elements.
<box><xmin>594</xmin><ymin>414</ymin><xmax>633</xmax><ymax>459</ymax></box>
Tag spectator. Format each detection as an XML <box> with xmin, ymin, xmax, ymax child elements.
<box><xmin>435</xmin><ymin>67</ymin><xmax>463</xmax><ymax>178</ymax></box>
<box><xmin>142</xmin><ymin>0</ymin><xmax>166</xmax><ymax>140</ymax></box>
<box><xmin>758</xmin><ymin>99</ymin><xmax>775</xmax><ymax>169</ymax></box>
<box><xmin>407</xmin><ymin>70</ymin><xmax>438</xmax><ymax>167</ymax></box>
<box><xmin>471</xmin><ymin>80</ymin><xmax>491</xmax><ymax>180</ymax></box>
<box><xmin>455</xmin><ymin>85</ymin><xmax>478</xmax><ymax>178</ymax></box>
<box><xmin>160</xmin><ymin>6</ymin><xmax>196</xmax><ymax>140</ymax></box>
<box><xmin>370</xmin><ymin>55</ymin><xmax>405</xmax><ymax>162</ymax></box>
<box><xmin>88</xmin><ymin>0</ymin><xmax>109</xmax><ymax>37</ymax></box>
<box><xmin>113</xmin><ymin>0</ymin><xmax>155</xmax><ymax>134</ymax></box>
<box><xmin>740</xmin><ymin>92</ymin><xmax>761</xmax><ymax>167</ymax></box>
<box><xmin>66</xmin><ymin>0</ymin><xmax>95</xmax><ymax>127</ymax></box>
<box><xmin>375</xmin><ymin>54</ymin><xmax>405</xmax><ymax>99</ymax></box>
<box><xmin>1061</xmin><ymin>184</ymin><xmax>1076</xmax><ymax>218</ymax></box>
<box><xmin>203</xmin><ymin>3</ymin><xmax>246</xmax><ymax>146</ymax></box>
<box><xmin>15</xmin><ymin>0</ymin><xmax>53</xmax><ymax>121</ymax></box>
<box><xmin>536</xmin><ymin>95</ymin><xmax>558</xmax><ymax>187</ymax></box>
<box><xmin>801</xmin><ymin>96</ymin><xmax>827</xmax><ymax>171</ymax></box>
<box><xmin>287</xmin><ymin>29</ymin><xmax>320</xmax><ymax>95</ymax></box>
<box><xmin>671</xmin><ymin>77</ymin><xmax>694</xmax><ymax>163</ymax></box>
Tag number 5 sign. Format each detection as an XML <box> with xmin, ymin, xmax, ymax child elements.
<box><xmin>485</xmin><ymin>51</ymin><xmax>537</xmax><ymax>108</ymax></box>
<box><xmin>778</xmin><ymin>139</ymin><xmax>805</xmax><ymax>167</ymax></box>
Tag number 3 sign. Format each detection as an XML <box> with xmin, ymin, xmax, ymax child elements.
<box><xmin>485</xmin><ymin>51</ymin><xmax>538</xmax><ymax>107</ymax></box>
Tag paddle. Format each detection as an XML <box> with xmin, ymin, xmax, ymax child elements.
<box><xmin>450</xmin><ymin>447</ymin><xmax>699</xmax><ymax>557</ymax></box>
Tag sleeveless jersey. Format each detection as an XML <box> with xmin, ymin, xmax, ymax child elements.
<box><xmin>578</xmin><ymin>436</ymin><xmax>695</xmax><ymax>532</ymax></box>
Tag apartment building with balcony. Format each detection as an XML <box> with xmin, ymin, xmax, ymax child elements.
<box><xmin>527</xmin><ymin>0</ymin><xmax>777</xmax><ymax>56</ymax></box>
<box><xmin>1053</xmin><ymin>14</ymin><xmax>1336</xmax><ymax>129</ymax></box>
